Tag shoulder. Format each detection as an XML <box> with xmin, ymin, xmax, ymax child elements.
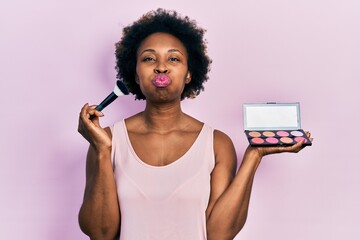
<box><xmin>211</xmin><ymin>129</ymin><xmax>236</xmax><ymax>167</ymax></box>
<box><xmin>213</xmin><ymin>129</ymin><xmax>232</xmax><ymax>142</ymax></box>
<box><xmin>104</xmin><ymin>120</ymin><xmax>121</xmax><ymax>138</ymax></box>
<box><xmin>212</xmin><ymin>129</ymin><xmax>237</xmax><ymax>172</ymax></box>
<box><xmin>213</xmin><ymin>130</ymin><xmax>235</xmax><ymax>155</ymax></box>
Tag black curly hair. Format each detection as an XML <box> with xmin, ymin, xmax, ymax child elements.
<box><xmin>115</xmin><ymin>8</ymin><xmax>212</xmax><ymax>100</ymax></box>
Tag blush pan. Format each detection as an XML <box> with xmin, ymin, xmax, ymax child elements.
<box><xmin>295</xmin><ymin>136</ymin><xmax>308</xmax><ymax>143</ymax></box>
<box><xmin>277</xmin><ymin>131</ymin><xmax>289</xmax><ymax>137</ymax></box>
<box><xmin>263</xmin><ymin>131</ymin><xmax>275</xmax><ymax>137</ymax></box>
<box><xmin>280</xmin><ymin>137</ymin><xmax>293</xmax><ymax>144</ymax></box>
<box><xmin>243</xmin><ymin>102</ymin><xmax>312</xmax><ymax>147</ymax></box>
<box><xmin>251</xmin><ymin>138</ymin><xmax>264</xmax><ymax>144</ymax></box>
<box><xmin>291</xmin><ymin>130</ymin><xmax>304</xmax><ymax>137</ymax></box>
<box><xmin>249</xmin><ymin>131</ymin><xmax>261</xmax><ymax>137</ymax></box>
<box><xmin>266</xmin><ymin>137</ymin><xmax>279</xmax><ymax>144</ymax></box>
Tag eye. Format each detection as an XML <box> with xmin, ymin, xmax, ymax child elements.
<box><xmin>169</xmin><ymin>57</ymin><xmax>180</xmax><ymax>62</ymax></box>
<box><xmin>143</xmin><ymin>56</ymin><xmax>155</xmax><ymax>62</ymax></box>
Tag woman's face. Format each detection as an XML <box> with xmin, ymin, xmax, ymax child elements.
<box><xmin>136</xmin><ymin>32</ymin><xmax>191</xmax><ymax>102</ymax></box>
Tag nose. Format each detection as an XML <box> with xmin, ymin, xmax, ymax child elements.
<box><xmin>154</xmin><ymin>62</ymin><xmax>168</xmax><ymax>74</ymax></box>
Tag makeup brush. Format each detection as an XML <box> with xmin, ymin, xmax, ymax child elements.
<box><xmin>95</xmin><ymin>80</ymin><xmax>129</xmax><ymax>112</ymax></box>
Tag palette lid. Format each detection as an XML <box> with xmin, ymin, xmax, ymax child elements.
<box><xmin>243</xmin><ymin>102</ymin><xmax>301</xmax><ymax>130</ymax></box>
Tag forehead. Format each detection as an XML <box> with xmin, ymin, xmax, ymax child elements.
<box><xmin>137</xmin><ymin>32</ymin><xmax>187</xmax><ymax>55</ymax></box>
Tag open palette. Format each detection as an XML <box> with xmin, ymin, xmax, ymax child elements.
<box><xmin>243</xmin><ymin>103</ymin><xmax>312</xmax><ymax>147</ymax></box>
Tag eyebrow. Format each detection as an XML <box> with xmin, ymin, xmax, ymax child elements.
<box><xmin>139</xmin><ymin>49</ymin><xmax>184</xmax><ymax>56</ymax></box>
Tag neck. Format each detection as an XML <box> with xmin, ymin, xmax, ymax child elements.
<box><xmin>142</xmin><ymin>101</ymin><xmax>185</xmax><ymax>132</ymax></box>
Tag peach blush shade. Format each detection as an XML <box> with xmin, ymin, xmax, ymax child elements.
<box><xmin>263</xmin><ymin>131</ymin><xmax>275</xmax><ymax>137</ymax></box>
<box><xmin>249</xmin><ymin>131</ymin><xmax>261</xmax><ymax>137</ymax></box>
<box><xmin>280</xmin><ymin>137</ymin><xmax>293</xmax><ymax>143</ymax></box>
<box><xmin>266</xmin><ymin>137</ymin><xmax>279</xmax><ymax>144</ymax></box>
<box><xmin>277</xmin><ymin>131</ymin><xmax>289</xmax><ymax>137</ymax></box>
<box><xmin>251</xmin><ymin>138</ymin><xmax>264</xmax><ymax>144</ymax></box>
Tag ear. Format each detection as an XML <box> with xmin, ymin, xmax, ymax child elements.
<box><xmin>135</xmin><ymin>74</ymin><xmax>140</xmax><ymax>84</ymax></box>
<box><xmin>185</xmin><ymin>72</ymin><xmax>191</xmax><ymax>84</ymax></box>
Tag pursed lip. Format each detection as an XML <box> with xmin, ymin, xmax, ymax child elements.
<box><xmin>151</xmin><ymin>74</ymin><xmax>172</xmax><ymax>88</ymax></box>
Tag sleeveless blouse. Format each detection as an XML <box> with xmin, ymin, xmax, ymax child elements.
<box><xmin>110</xmin><ymin>120</ymin><xmax>215</xmax><ymax>240</ymax></box>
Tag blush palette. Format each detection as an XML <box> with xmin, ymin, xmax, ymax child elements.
<box><xmin>243</xmin><ymin>103</ymin><xmax>312</xmax><ymax>147</ymax></box>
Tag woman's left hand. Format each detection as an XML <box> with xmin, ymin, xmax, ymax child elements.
<box><xmin>250</xmin><ymin>131</ymin><xmax>313</xmax><ymax>158</ymax></box>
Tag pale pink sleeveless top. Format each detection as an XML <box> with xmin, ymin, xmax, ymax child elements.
<box><xmin>110</xmin><ymin>120</ymin><xmax>215</xmax><ymax>240</ymax></box>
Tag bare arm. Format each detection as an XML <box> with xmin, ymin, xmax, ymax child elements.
<box><xmin>206</xmin><ymin>130</ymin><xmax>312</xmax><ymax>240</ymax></box>
<box><xmin>78</xmin><ymin>104</ymin><xmax>120</xmax><ymax>240</ymax></box>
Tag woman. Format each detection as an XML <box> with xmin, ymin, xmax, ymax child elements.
<box><xmin>78</xmin><ymin>9</ymin><xmax>312</xmax><ymax>240</ymax></box>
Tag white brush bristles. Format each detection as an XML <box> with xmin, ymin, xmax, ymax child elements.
<box><xmin>113</xmin><ymin>84</ymin><xmax>125</xmax><ymax>96</ymax></box>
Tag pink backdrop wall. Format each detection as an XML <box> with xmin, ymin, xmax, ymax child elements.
<box><xmin>1</xmin><ymin>0</ymin><xmax>359</xmax><ymax>239</ymax></box>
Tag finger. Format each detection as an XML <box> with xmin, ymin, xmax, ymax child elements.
<box><xmin>79</xmin><ymin>103</ymin><xmax>102</xmax><ymax>131</ymax></box>
<box><xmin>90</xmin><ymin>112</ymin><xmax>104</xmax><ymax>128</ymax></box>
<box><xmin>87</xmin><ymin>107</ymin><xmax>97</xmax><ymax>118</ymax></box>
<box><xmin>89</xmin><ymin>105</ymin><xmax>98</xmax><ymax>110</ymax></box>
<box><xmin>304</xmin><ymin>131</ymin><xmax>314</xmax><ymax>143</ymax></box>
<box><xmin>282</xmin><ymin>139</ymin><xmax>304</xmax><ymax>153</ymax></box>
<box><xmin>78</xmin><ymin>103</ymin><xmax>91</xmax><ymax>134</ymax></box>
<box><xmin>83</xmin><ymin>105</ymin><xmax>104</xmax><ymax>121</ymax></box>
<box><xmin>294</xmin><ymin>139</ymin><xmax>305</xmax><ymax>152</ymax></box>
<box><xmin>89</xmin><ymin>109</ymin><xmax>104</xmax><ymax>122</ymax></box>
<box><xmin>79</xmin><ymin>103</ymin><xmax>104</xmax><ymax>127</ymax></box>
<box><xmin>79</xmin><ymin>103</ymin><xmax>90</xmax><ymax>121</ymax></box>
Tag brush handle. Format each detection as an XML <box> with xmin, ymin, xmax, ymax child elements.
<box><xmin>91</xmin><ymin>80</ymin><xmax>128</xmax><ymax>118</ymax></box>
<box><xmin>95</xmin><ymin>92</ymin><xmax>118</xmax><ymax>112</ymax></box>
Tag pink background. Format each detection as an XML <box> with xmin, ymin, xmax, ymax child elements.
<box><xmin>1</xmin><ymin>0</ymin><xmax>359</xmax><ymax>239</ymax></box>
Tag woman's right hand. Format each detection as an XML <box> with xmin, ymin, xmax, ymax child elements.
<box><xmin>78</xmin><ymin>103</ymin><xmax>111</xmax><ymax>152</ymax></box>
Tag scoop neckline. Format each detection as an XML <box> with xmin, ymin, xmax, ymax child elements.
<box><xmin>122</xmin><ymin>119</ymin><xmax>205</xmax><ymax>169</ymax></box>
